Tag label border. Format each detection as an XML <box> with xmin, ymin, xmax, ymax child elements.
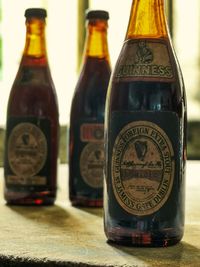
<box><xmin>111</xmin><ymin>120</ymin><xmax>175</xmax><ymax>216</ymax></box>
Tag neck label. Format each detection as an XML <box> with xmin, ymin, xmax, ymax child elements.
<box><xmin>114</xmin><ymin>39</ymin><xmax>175</xmax><ymax>82</ymax></box>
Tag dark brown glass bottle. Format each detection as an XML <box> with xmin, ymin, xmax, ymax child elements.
<box><xmin>4</xmin><ymin>8</ymin><xmax>59</xmax><ymax>205</ymax></box>
<box><xmin>104</xmin><ymin>0</ymin><xmax>187</xmax><ymax>246</ymax></box>
<box><xmin>69</xmin><ymin>10</ymin><xmax>111</xmax><ymax>207</ymax></box>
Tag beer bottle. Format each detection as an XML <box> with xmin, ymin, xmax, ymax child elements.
<box><xmin>104</xmin><ymin>0</ymin><xmax>187</xmax><ymax>246</ymax></box>
<box><xmin>4</xmin><ymin>8</ymin><xmax>59</xmax><ymax>205</ymax></box>
<box><xmin>69</xmin><ymin>10</ymin><xmax>111</xmax><ymax>207</ymax></box>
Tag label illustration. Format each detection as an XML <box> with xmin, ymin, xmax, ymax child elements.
<box><xmin>79</xmin><ymin>123</ymin><xmax>104</xmax><ymax>189</ymax></box>
<box><xmin>114</xmin><ymin>39</ymin><xmax>175</xmax><ymax>82</ymax></box>
<box><xmin>112</xmin><ymin>121</ymin><xmax>175</xmax><ymax>216</ymax></box>
<box><xmin>7</xmin><ymin>122</ymin><xmax>47</xmax><ymax>185</ymax></box>
<box><xmin>80</xmin><ymin>142</ymin><xmax>104</xmax><ymax>188</ymax></box>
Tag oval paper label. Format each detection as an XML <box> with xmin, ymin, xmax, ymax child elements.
<box><xmin>112</xmin><ymin>121</ymin><xmax>175</xmax><ymax>216</ymax></box>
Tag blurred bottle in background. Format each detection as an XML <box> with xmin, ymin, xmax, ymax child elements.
<box><xmin>69</xmin><ymin>10</ymin><xmax>111</xmax><ymax>207</ymax></box>
<box><xmin>4</xmin><ymin>8</ymin><xmax>59</xmax><ymax>205</ymax></box>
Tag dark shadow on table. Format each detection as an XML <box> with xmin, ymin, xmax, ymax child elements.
<box><xmin>8</xmin><ymin>205</ymin><xmax>70</xmax><ymax>226</ymax></box>
<box><xmin>75</xmin><ymin>206</ymin><xmax>103</xmax><ymax>218</ymax></box>
<box><xmin>107</xmin><ymin>238</ymin><xmax>200</xmax><ymax>266</ymax></box>
<box><xmin>8</xmin><ymin>203</ymin><xmax>103</xmax><ymax>233</ymax></box>
<box><xmin>8</xmin><ymin>204</ymin><xmax>91</xmax><ymax>230</ymax></box>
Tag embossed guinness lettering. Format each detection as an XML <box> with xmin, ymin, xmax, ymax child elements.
<box><xmin>116</xmin><ymin>64</ymin><xmax>173</xmax><ymax>78</ymax></box>
<box><xmin>114</xmin><ymin>40</ymin><xmax>175</xmax><ymax>81</ymax></box>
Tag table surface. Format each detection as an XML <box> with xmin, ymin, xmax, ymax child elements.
<box><xmin>0</xmin><ymin>162</ymin><xmax>200</xmax><ymax>267</ymax></box>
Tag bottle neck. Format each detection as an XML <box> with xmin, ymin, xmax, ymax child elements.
<box><xmin>84</xmin><ymin>19</ymin><xmax>110</xmax><ymax>64</ymax></box>
<box><xmin>126</xmin><ymin>0</ymin><xmax>168</xmax><ymax>39</ymax></box>
<box><xmin>22</xmin><ymin>17</ymin><xmax>48</xmax><ymax>65</ymax></box>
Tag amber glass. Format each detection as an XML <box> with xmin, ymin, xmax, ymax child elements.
<box><xmin>126</xmin><ymin>0</ymin><xmax>168</xmax><ymax>38</ymax></box>
<box><xmin>4</xmin><ymin>9</ymin><xmax>59</xmax><ymax>205</ymax></box>
<box><xmin>104</xmin><ymin>0</ymin><xmax>187</xmax><ymax>246</ymax></box>
<box><xmin>69</xmin><ymin>11</ymin><xmax>111</xmax><ymax>207</ymax></box>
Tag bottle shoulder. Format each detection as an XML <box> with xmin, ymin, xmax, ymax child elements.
<box><xmin>112</xmin><ymin>38</ymin><xmax>184</xmax><ymax>89</ymax></box>
<box><xmin>8</xmin><ymin>66</ymin><xmax>58</xmax><ymax>118</ymax></box>
<box><xmin>79</xmin><ymin>57</ymin><xmax>111</xmax><ymax>74</ymax></box>
<box><xmin>70</xmin><ymin>61</ymin><xmax>110</xmax><ymax>119</ymax></box>
<box><xmin>13</xmin><ymin>64</ymin><xmax>55</xmax><ymax>87</ymax></box>
<box><xmin>75</xmin><ymin>57</ymin><xmax>111</xmax><ymax>91</ymax></box>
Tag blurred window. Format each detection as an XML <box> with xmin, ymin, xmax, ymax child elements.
<box><xmin>0</xmin><ymin>0</ymin><xmax>200</xmax><ymax>160</ymax></box>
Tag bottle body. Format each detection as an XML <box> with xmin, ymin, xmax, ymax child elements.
<box><xmin>4</xmin><ymin>9</ymin><xmax>59</xmax><ymax>205</ymax></box>
<box><xmin>69</xmin><ymin>57</ymin><xmax>111</xmax><ymax>207</ymax></box>
<box><xmin>104</xmin><ymin>23</ymin><xmax>186</xmax><ymax>246</ymax></box>
<box><xmin>69</xmin><ymin>10</ymin><xmax>111</xmax><ymax>207</ymax></box>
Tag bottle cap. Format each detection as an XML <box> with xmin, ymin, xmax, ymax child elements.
<box><xmin>86</xmin><ymin>10</ymin><xmax>109</xmax><ymax>20</ymax></box>
<box><xmin>25</xmin><ymin>8</ymin><xmax>47</xmax><ymax>18</ymax></box>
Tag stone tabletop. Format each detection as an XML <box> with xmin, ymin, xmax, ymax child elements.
<box><xmin>0</xmin><ymin>162</ymin><xmax>200</xmax><ymax>267</ymax></box>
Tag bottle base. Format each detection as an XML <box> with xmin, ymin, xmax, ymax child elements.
<box><xmin>4</xmin><ymin>190</ymin><xmax>56</xmax><ymax>205</ymax></box>
<box><xmin>105</xmin><ymin>227</ymin><xmax>183</xmax><ymax>247</ymax></box>
<box><xmin>70</xmin><ymin>196</ymin><xmax>103</xmax><ymax>207</ymax></box>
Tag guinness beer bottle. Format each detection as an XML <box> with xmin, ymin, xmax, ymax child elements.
<box><xmin>4</xmin><ymin>8</ymin><xmax>59</xmax><ymax>205</ymax></box>
<box><xmin>69</xmin><ymin>10</ymin><xmax>111</xmax><ymax>207</ymax></box>
<box><xmin>104</xmin><ymin>0</ymin><xmax>187</xmax><ymax>246</ymax></box>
